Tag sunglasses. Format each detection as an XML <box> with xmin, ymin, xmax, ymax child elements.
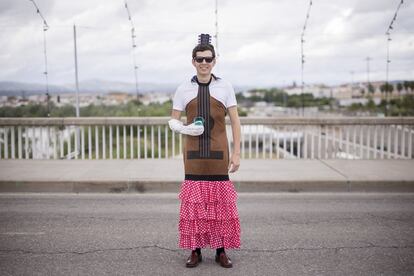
<box><xmin>194</xmin><ymin>56</ymin><xmax>215</xmax><ymax>63</ymax></box>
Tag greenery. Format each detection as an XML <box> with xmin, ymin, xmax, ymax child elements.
<box><xmin>347</xmin><ymin>95</ymin><xmax>414</xmax><ymax>116</ymax></box>
<box><xmin>1</xmin><ymin>97</ymin><xmax>248</xmax><ymax>118</ymax></box>
<box><xmin>59</xmin><ymin>125</ymin><xmax>182</xmax><ymax>159</ymax></box>
<box><xmin>238</xmin><ymin>84</ymin><xmax>414</xmax><ymax>115</ymax></box>
<box><xmin>0</xmin><ymin>97</ymin><xmax>247</xmax><ymax>159</ymax></box>
<box><xmin>0</xmin><ymin>99</ymin><xmax>173</xmax><ymax>118</ymax></box>
<box><xmin>236</xmin><ymin>88</ymin><xmax>333</xmax><ymax>108</ymax></box>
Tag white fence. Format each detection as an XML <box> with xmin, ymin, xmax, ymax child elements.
<box><xmin>0</xmin><ymin>117</ymin><xmax>413</xmax><ymax>160</ymax></box>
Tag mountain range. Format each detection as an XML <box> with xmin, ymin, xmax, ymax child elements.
<box><xmin>0</xmin><ymin>79</ymin><xmax>178</xmax><ymax>96</ymax></box>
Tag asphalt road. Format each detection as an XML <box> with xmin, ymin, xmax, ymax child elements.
<box><xmin>1</xmin><ymin>193</ymin><xmax>413</xmax><ymax>276</ymax></box>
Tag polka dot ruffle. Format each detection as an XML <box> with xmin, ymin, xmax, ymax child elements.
<box><xmin>178</xmin><ymin>180</ymin><xmax>241</xmax><ymax>250</ymax></box>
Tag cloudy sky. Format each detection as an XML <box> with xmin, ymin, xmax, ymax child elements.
<box><xmin>0</xmin><ymin>0</ymin><xmax>413</xmax><ymax>88</ymax></box>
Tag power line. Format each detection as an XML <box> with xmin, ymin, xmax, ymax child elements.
<box><xmin>124</xmin><ymin>0</ymin><xmax>139</xmax><ymax>99</ymax></box>
<box><xmin>300</xmin><ymin>0</ymin><xmax>313</xmax><ymax>116</ymax></box>
<box><xmin>29</xmin><ymin>0</ymin><xmax>50</xmax><ymax>116</ymax></box>
<box><xmin>28</xmin><ymin>0</ymin><xmax>49</xmax><ymax>31</ymax></box>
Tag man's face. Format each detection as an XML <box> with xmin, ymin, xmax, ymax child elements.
<box><xmin>192</xmin><ymin>50</ymin><xmax>216</xmax><ymax>76</ymax></box>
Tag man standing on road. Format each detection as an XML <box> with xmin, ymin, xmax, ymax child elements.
<box><xmin>168</xmin><ymin>33</ymin><xmax>242</xmax><ymax>268</ymax></box>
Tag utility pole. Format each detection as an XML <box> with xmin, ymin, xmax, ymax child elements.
<box><xmin>350</xmin><ymin>70</ymin><xmax>354</xmax><ymax>98</ymax></box>
<box><xmin>385</xmin><ymin>34</ymin><xmax>391</xmax><ymax>117</ymax></box>
<box><xmin>365</xmin><ymin>56</ymin><xmax>371</xmax><ymax>85</ymax></box>
<box><xmin>46</xmin><ymin>93</ymin><xmax>50</xmax><ymax>117</ymax></box>
<box><xmin>73</xmin><ymin>25</ymin><xmax>80</xmax><ymax>118</ymax></box>
<box><xmin>73</xmin><ymin>24</ymin><xmax>81</xmax><ymax>158</ymax></box>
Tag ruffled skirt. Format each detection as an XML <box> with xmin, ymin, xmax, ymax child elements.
<box><xmin>178</xmin><ymin>179</ymin><xmax>241</xmax><ymax>249</ymax></box>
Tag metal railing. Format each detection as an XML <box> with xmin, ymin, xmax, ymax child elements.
<box><xmin>0</xmin><ymin>117</ymin><xmax>413</xmax><ymax>160</ymax></box>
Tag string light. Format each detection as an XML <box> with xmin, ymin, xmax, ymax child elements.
<box><xmin>385</xmin><ymin>0</ymin><xmax>404</xmax><ymax>81</ymax></box>
<box><xmin>214</xmin><ymin>0</ymin><xmax>219</xmax><ymax>58</ymax></box>
<box><xmin>300</xmin><ymin>0</ymin><xmax>312</xmax><ymax>116</ymax></box>
<box><xmin>124</xmin><ymin>0</ymin><xmax>139</xmax><ymax>99</ymax></box>
<box><xmin>385</xmin><ymin>0</ymin><xmax>404</xmax><ymax>116</ymax></box>
<box><xmin>29</xmin><ymin>0</ymin><xmax>50</xmax><ymax>116</ymax></box>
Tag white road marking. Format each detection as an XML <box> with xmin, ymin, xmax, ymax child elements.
<box><xmin>1</xmin><ymin>232</ymin><xmax>46</xmax><ymax>235</ymax></box>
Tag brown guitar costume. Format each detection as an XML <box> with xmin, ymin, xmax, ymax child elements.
<box><xmin>184</xmin><ymin>75</ymin><xmax>230</xmax><ymax>179</ymax></box>
<box><xmin>174</xmin><ymin>74</ymin><xmax>241</xmax><ymax>250</ymax></box>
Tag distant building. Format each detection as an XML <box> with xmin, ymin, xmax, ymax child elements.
<box><xmin>337</xmin><ymin>98</ymin><xmax>381</xmax><ymax>107</ymax></box>
<box><xmin>106</xmin><ymin>92</ymin><xmax>131</xmax><ymax>105</ymax></box>
<box><xmin>284</xmin><ymin>84</ymin><xmax>331</xmax><ymax>98</ymax></box>
<box><xmin>140</xmin><ymin>93</ymin><xmax>170</xmax><ymax>105</ymax></box>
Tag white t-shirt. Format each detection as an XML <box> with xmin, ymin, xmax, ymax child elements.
<box><xmin>172</xmin><ymin>76</ymin><xmax>237</xmax><ymax>111</ymax></box>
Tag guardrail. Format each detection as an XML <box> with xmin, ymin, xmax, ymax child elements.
<box><xmin>0</xmin><ymin>117</ymin><xmax>413</xmax><ymax>160</ymax></box>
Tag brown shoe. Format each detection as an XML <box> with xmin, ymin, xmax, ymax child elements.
<box><xmin>186</xmin><ymin>251</ymin><xmax>202</xmax><ymax>268</ymax></box>
<box><xmin>215</xmin><ymin>252</ymin><xmax>233</xmax><ymax>268</ymax></box>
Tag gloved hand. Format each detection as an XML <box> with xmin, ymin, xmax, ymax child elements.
<box><xmin>168</xmin><ymin>119</ymin><xmax>204</xmax><ymax>136</ymax></box>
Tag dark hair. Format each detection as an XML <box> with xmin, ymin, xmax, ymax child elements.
<box><xmin>192</xmin><ymin>44</ymin><xmax>215</xmax><ymax>58</ymax></box>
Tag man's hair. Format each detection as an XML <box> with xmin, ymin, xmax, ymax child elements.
<box><xmin>192</xmin><ymin>44</ymin><xmax>215</xmax><ymax>58</ymax></box>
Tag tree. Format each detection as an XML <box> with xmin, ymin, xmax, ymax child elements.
<box><xmin>368</xmin><ymin>83</ymin><xmax>375</xmax><ymax>95</ymax></box>
<box><xmin>379</xmin><ymin>83</ymin><xmax>393</xmax><ymax>100</ymax></box>
<box><xmin>397</xmin><ymin>83</ymin><xmax>403</xmax><ymax>99</ymax></box>
<box><xmin>403</xmin><ymin>81</ymin><xmax>410</xmax><ymax>92</ymax></box>
<box><xmin>387</xmin><ymin>83</ymin><xmax>394</xmax><ymax>94</ymax></box>
<box><xmin>366</xmin><ymin>97</ymin><xmax>376</xmax><ymax>111</ymax></box>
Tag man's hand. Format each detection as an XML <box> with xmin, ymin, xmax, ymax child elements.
<box><xmin>228</xmin><ymin>153</ymin><xmax>240</xmax><ymax>173</ymax></box>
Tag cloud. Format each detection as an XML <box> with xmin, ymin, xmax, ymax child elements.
<box><xmin>0</xmin><ymin>0</ymin><xmax>413</xmax><ymax>88</ymax></box>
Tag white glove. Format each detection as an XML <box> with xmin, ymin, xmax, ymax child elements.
<box><xmin>168</xmin><ymin>119</ymin><xmax>204</xmax><ymax>136</ymax></box>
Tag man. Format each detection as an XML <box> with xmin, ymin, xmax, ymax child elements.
<box><xmin>168</xmin><ymin>34</ymin><xmax>241</xmax><ymax>269</ymax></box>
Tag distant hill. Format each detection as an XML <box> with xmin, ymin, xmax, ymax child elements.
<box><xmin>0</xmin><ymin>81</ymin><xmax>71</xmax><ymax>96</ymax></box>
<box><xmin>0</xmin><ymin>80</ymin><xmax>178</xmax><ymax>96</ymax></box>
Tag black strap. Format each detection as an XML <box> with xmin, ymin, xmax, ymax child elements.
<box><xmin>185</xmin><ymin>174</ymin><xmax>229</xmax><ymax>181</ymax></box>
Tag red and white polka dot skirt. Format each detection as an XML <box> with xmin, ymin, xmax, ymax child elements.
<box><xmin>178</xmin><ymin>179</ymin><xmax>241</xmax><ymax>250</ymax></box>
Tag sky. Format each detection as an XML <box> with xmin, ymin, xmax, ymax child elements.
<box><xmin>0</xmin><ymin>0</ymin><xmax>413</xmax><ymax>88</ymax></box>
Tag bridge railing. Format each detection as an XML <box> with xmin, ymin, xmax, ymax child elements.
<box><xmin>0</xmin><ymin>117</ymin><xmax>413</xmax><ymax>160</ymax></box>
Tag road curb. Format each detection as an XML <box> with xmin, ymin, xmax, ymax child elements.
<box><xmin>1</xmin><ymin>180</ymin><xmax>414</xmax><ymax>193</ymax></box>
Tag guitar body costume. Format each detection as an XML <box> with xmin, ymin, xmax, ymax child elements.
<box><xmin>173</xmin><ymin>74</ymin><xmax>241</xmax><ymax>250</ymax></box>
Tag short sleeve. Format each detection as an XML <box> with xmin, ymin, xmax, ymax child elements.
<box><xmin>226</xmin><ymin>82</ymin><xmax>237</xmax><ymax>108</ymax></box>
<box><xmin>172</xmin><ymin>85</ymin><xmax>185</xmax><ymax>111</ymax></box>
